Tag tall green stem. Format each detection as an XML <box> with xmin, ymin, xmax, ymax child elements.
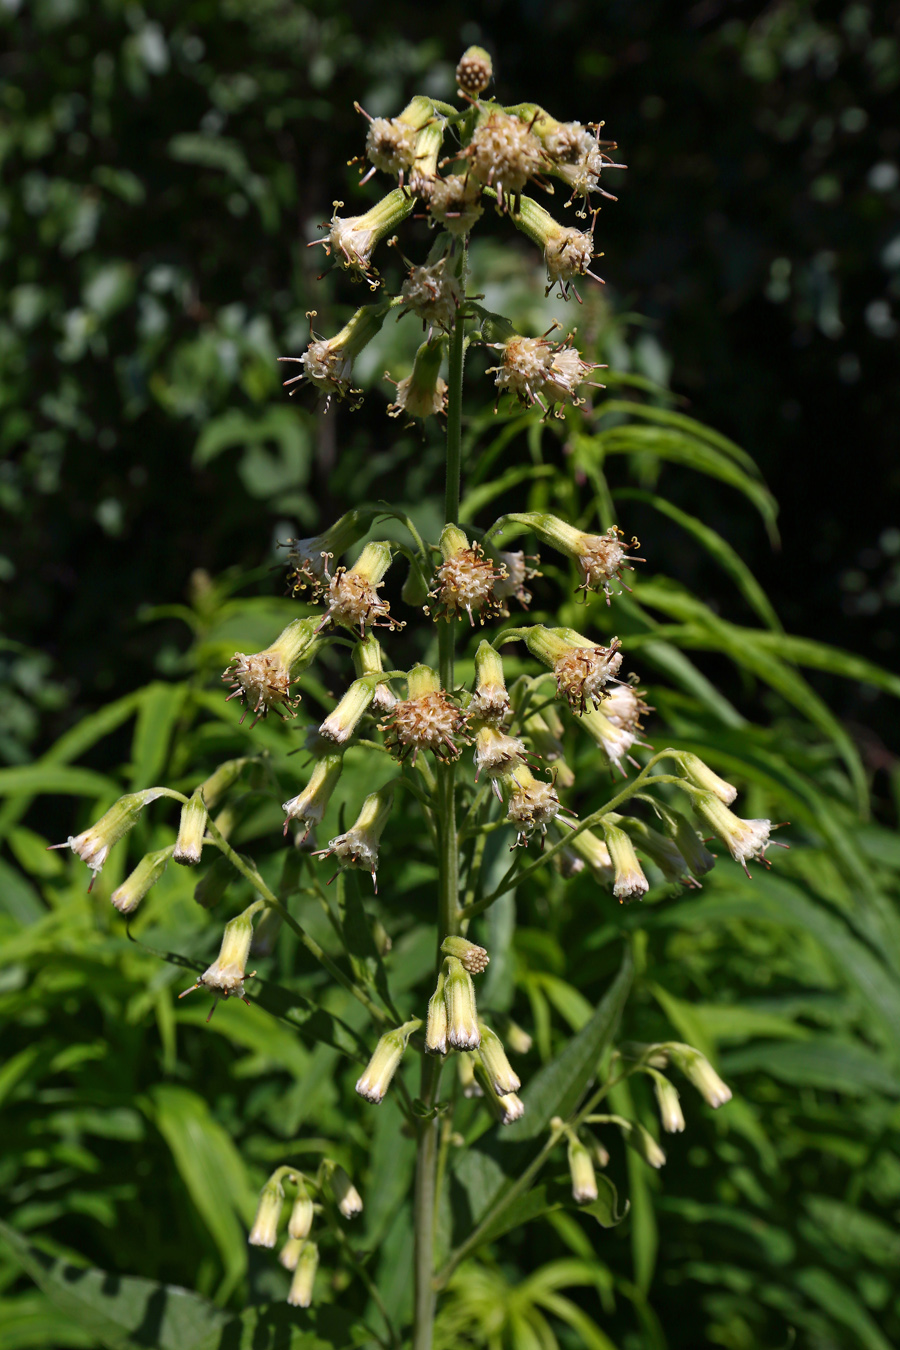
<box><xmin>412</xmin><ymin>244</ymin><xmax>468</xmax><ymax>1350</ymax></box>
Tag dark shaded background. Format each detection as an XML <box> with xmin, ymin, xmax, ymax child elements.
<box><xmin>2</xmin><ymin>0</ymin><xmax>898</xmax><ymax>777</ymax></box>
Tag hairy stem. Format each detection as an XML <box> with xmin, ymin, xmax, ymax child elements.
<box><xmin>413</xmin><ymin>246</ymin><xmax>468</xmax><ymax>1350</ymax></box>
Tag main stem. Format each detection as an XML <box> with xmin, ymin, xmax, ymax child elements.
<box><xmin>412</xmin><ymin>244</ymin><xmax>467</xmax><ymax>1350</ymax></box>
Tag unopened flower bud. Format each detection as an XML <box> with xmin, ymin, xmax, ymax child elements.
<box><xmin>470</xmin><ymin>640</ymin><xmax>510</xmax><ymax>723</ymax></box>
<box><xmin>223</xmin><ymin>618</ymin><xmax>319</xmax><ymax>725</ymax></box>
<box><xmin>585</xmin><ymin>1131</ymin><xmax>610</xmax><ymax>1169</ymax></box>
<box><xmin>382</xmin><ymin>666</ymin><xmax>469</xmax><ymax>764</ymax></box>
<box><xmin>499</xmin><ymin>1016</ymin><xmax>533</xmax><ymax>1055</ymax></box>
<box><xmin>666</xmin><ymin>1043</ymin><xmax>732</xmax><ymax>1108</ymax></box>
<box><xmin>110</xmin><ymin>844</ymin><xmax>174</xmax><ymax>915</ymax></box>
<box><xmin>288</xmin><ymin>1180</ymin><xmax>315</xmax><ymax>1240</ymax></box>
<box><xmin>566</xmin><ymin>827</ymin><xmax>615</xmax><ymax>887</ymax></box>
<box><xmin>287</xmin><ymin>1240</ymin><xmax>319</xmax><ymax>1307</ymax></box>
<box><xmin>476</xmin><ymin>1022</ymin><xmax>521</xmax><ymax>1096</ymax></box>
<box><xmin>318</xmin><ymin>541</ymin><xmax>402</xmax><ymax>636</ymax></box>
<box><xmin>352</xmin><ymin>635</ymin><xmax>397</xmax><ymax>712</ymax></box>
<box><xmin>330</xmin><ymin>1166</ymin><xmax>363</xmax><ymax>1219</ymax></box>
<box><xmin>314</xmin><ymin>190</ymin><xmax>417</xmax><ymax>286</ymax></box>
<box><xmin>523</xmin><ymin>711</ymin><xmax>574</xmax><ymax>788</ymax></box>
<box><xmin>615</xmin><ymin>814</ymin><xmax>693</xmax><ymax>886</ymax></box>
<box><xmin>174</xmin><ymin>791</ymin><xmax>207</xmax><ymax>866</ymax></box>
<box><xmin>279</xmin><ymin>1236</ymin><xmax>304</xmax><ymax>1271</ymax></box>
<box><xmin>441</xmin><ymin>934</ymin><xmax>490</xmax><ymax>973</ymax></box>
<box><xmin>677</xmin><ymin>752</ymin><xmax>738</xmax><ymax>805</ymax></box>
<box><xmin>651</xmin><ymin>1070</ymin><xmax>685</xmax><ymax>1133</ymax></box>
<box><xmin>283</xmin><ymin>753</ymin><xmax>343</xmax><ymax>839</ymax></box>
<box><xmin>248</xmin><ymin>1175</ymin><xmax>285</xmax><ymax>1247</ymax></box>
<box><xmin>428</xmin><ymin>524</ymin><xmax>507</xmax><ymax>625</ymax></box>
<box><xmin>355</xmin><ymin>1018</ymin><xmax>421</xmax><ymax>1104</ymax></box>
<box><xmin>624</xmin><ymin>1120</ymin><xmax>666</xmax><ymax>1169</ymax></box>
<box><xmin>313</xmin><ymin>784</ymin><xmax>394</xmax><ymax>889</ymax></box>
<box><xmin>567</xmin><ymin>1136</ymin><xmax>599</xmax><ymax>1203</ymax></box>
<box><xmin>692</xmin><ymin>791</ymin><xmax>772</xmax><ymax>873</ymax></box>
<box><xmin>462</xmin><ymin>111</ymin><xmax>544</xmax><ymax>213</ymax></box>
<box><xmin>666</xmin><ymin>808</ymin><xmax>717</xmax><ymax>878</ymax></box>
<box><xmin>425</xmin><ymin>968</ymin><xmax>448</xmax><ymax>1056</ymax></box>
<box><xmin>457</xmin><ymin>1050</ymin><xmax>483</xmax><ymax>1097</ymax></box>
<box><xmin>444</xmin><ymin>955</ymin><xmax>480</xmax><ymax>1050</ymax></box>
<box><xmin>456</xmin><ymin>46</ymin><xmax>493</xmax><ymax>98</ymax></box>
<box><xmin>51</xmin><ymin>788</ymin><xmax>169</xmax><ymax>886</ymax></box>
<box><xmin>474</xmin><ymin>1059</ymin><xmax>526</xmax><ymax>1125</ymax></box>
<box><xmin>319</xmin><ymin>677</ymin><xmax>381</xmax><ymax>745</ymax></box>
<box><xmin>601</xmin><ymin>821</ymin><xmax>649</xmax><ymax>902</ymax></box>
<box><xmin>387</xmin><ymin>337</ymin><xmax>448</xmax><ymax>422</ymax></box>
<box><xmin>193</xmin><ymin>852</ymin><xmax>233</xmax><ymax>909</ymax></box>
<box><xmin>524</xmin><ymin>625</ymin><xmax>623</xmax><ymax>713</ymax></box>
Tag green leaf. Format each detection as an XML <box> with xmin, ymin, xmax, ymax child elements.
<box><xmin>0</xmin><ymin>858</ymin><xmax>45</xmax><ymax>925</ymax></box>
<box><xmin>0</xmin><ymin>766</ymin><xmax>117</xmax><ymax>799</ymax></box>
<box><xmin>720</xmin><ymin>1039</ymin><xmax>900</xmax><ymax>1097</ymax></box>
<box><xmin>459</xmin><ymin>464</ymin><xmax>555</xmax><ymax>522</ymax></box>
<box><xmin>467</xmin><ymin>1176</ymin><xmax>627</xmax><ymax>1249</ymax></box>
<box><xmin>794</xmin><ymin>1267</ymin><xmax>894</xmax><ymax>1350</ymax></box>
<box><xmin>614</xmin><ymin>488</ymin><xmax>782</xmax><ymax>630</ymax></box>
<box><xmin>145</xmin><ymin>1086</ymin><xmax>256</xmax><ymax>1300</ymax></box>
<box><xmin>0</xmin><ymin>1219</ymin><xmax>230</xmax><ymax>1350</ymax></box>
<box><xmin>748</xmin><ymin>631</ymin><xmax>900</xmax><ymax>701</ymax></box>
<box><xmin>502</xmin><ymin>949</ymin><xmax>633</xmax><ymax>1141</ymax></box>
<box><xmin>129</xmin><ymin>683</ymin><xmax>187</xmax><ymax>789</ymax></box>
<box><xmin>194</xmin><ymin>1303</ymin><xmax>371</xmax><ymax>1350</ymax></box>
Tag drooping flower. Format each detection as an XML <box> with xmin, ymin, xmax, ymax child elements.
<box><xmin>428</xmin><ymin>524</ymin><xmax>507</xmax><ymax>625</ymax></box>
<box><xmin>223</xmin><ymin>618</ymin><xmax>319</xmax><ymax>725</ymax></box>
<box><xmin>382</xmin><ymin>664</ymin><xmax>469</xmax><ymax>764</ymax></box>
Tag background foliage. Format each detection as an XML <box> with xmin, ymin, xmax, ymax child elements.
<box><xmin>2</xmin><ymin>2</ymin><xmax>900</xmax><ymax>1348</ymax></box>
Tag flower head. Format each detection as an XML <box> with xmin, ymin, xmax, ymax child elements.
<box><xmin>473</xmin><ymin>725</ymin><xmax>527</xmax><ymax>788</ymax></box>
<box><xmin>278</xmin><ymin>302</ymin><xmax>390</xmax><ymax>407</ymax></box>
<box><xmin>492</xmin><ymin>551</ymin><xmax>540</xmax><ymax>615</ymax></box>
<box><xmin>318</xmin><ymin>676</ymin><xmax>379</xmax><ymax>745</ymax></box>
<box><xmin>420</xmin><ymin>172</ymin><xmax>484</xmax><ymax>235</ymax></box>
<box><xmin>470</xmin><ymin>639</ymin><xmax>511</xmax><ymax>723</ymax></box>
<box><xmin>223</xmin><ymin>618</ymin><xmax>319</xmax><ymax>725</ymax></box>
<box><xmin>524</xmin><ymin>625</ymin><xmax>623</xmax><ymax>713</ymax></box>
<box><xmin>462</xmin><ymin>110</ymin><xmax>546</xmax><ymax>212</ymax></box>
<box><xmin>692</xmin><ymin>791</ymin><xmax>773</xmax><ymax>874</ymax></box>
<box><xmin>382</xmin><ymin>664</ymin><xmax>469</xmax><ymax>764</ymax></box>
<box><xmin>180</xmin><ymin>904</ymin><xmax>259</xmax><ymax>1012</ymax></box>
<box><xmin>312</xmin><ymin>189</ymin><xmax>416</xmax><ymax>287</ymax></box>
<box><xmin>508</xmin><ymin>514</ymin><xmax>642</xmax><ymax>602</ymax></box>
<box><xmin>667</xmin><ymin>1043</ymin><xmax>733</xmax><ymax>1109</ymax></box>
<box><xmin>508</xmin><ymin>193</ymin><xmax>603</xmax><ymax>299</ymax></box>
<box><xmin>651</xmin><ymin>1070</ymin><xmax>685</xmax><ymax>1134</ymax></box>
<box><xmin>52</xmin><ymin>788</ymin><xmax>168</xmax><ymax>888</ymax></box>
<box><xmin>475</xmin><ymin>1060</ymin><xmax>526</xmax><ymax>1125</ymax></box>
<box><xmin>500</xmin><ymin>762</ymin><xmax>570</xmax><ymax>847</ymax></box>
<box><xmin>398</xmin><ymin>250</ymin><xmax>463</xmax><ymax>333</ymax></box>
<box><xmin>313</xmin><ymin>784</ymin><xmax>394</xmax><ymax>890</ymax></box>
<box><xmin>566</xmin><ymin>827</ymin><xmax>615</xmax><ymax>886</ymax></box>
<box><xmin>288</xmin><ymin>1181</ymin><xmax>315</xmax><ymax>1240</ymax></box>
<box><xmin>534</xmin><ymin>115</ymin><xmax>625</xmax><ymax>213</ymax></box>
<box><xmin>425</xmin><ymin>968</ymin><xmax>449</xmax><ymax>1055</ymax></box>
<box><xmin>676</xmin><ymin>751</ymin><xmax>738</xmax><ymax>805</ymax></box>
<box><xmin>428</xmin><ymin>525</ymin><xmax>507</xmax><ymax>625</ymax></box>
<box><xmin>317</xmin><ymin>541</ymin><xmax>402</xmax><ymax>636</ymax></box>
